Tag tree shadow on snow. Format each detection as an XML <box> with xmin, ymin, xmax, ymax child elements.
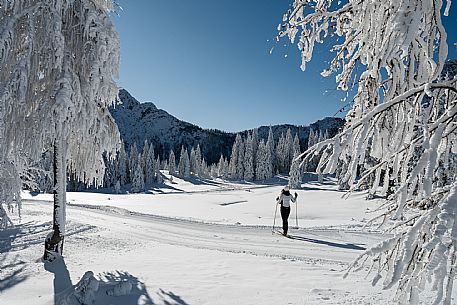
<box><xmin>0</xmin><ymin>253</ymin><xmax>27</xmax><ymax>292</ymax></box>
<box><xmin>0</xmin><ymin>221</ymin><xmax>94</xmax><ymax>297</ymax></box>
<box><xmin>0</xmin><ymin>220</ymin><xmax>96</xmax><ymax>254</ymax></box>
<box><xmin>0</xmin><ymin>222</ymin><xmax>49</xmax><ymax>294</ymax></box>
<box><xmin>0</xmin><ymin>221</ymin><xmax>50</xmax><ymax>253</ymax></box>
<box><xmin>97</xmin><ymin>271</ymin><xmax>190</xmax><ymax>305</ymax></box>
<box><xmin>44</xmin><ymin>256</ymin><xmax>74</xmax><ymax>305</ymax></box>
<box><xmin>288</xmin><ymin>235</ymin><xmax>366</xmax><ymax>251</ymax></box>
<box><xmin>147</xmin><ymin>183</ymin><xmax>185</xmax><ymax>194</ymax></box>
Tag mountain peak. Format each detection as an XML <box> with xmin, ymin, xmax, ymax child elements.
<box><xmin>110</xmin><ymin>89</ymin><xmax>345</xmax><ymax>164</ymax></box>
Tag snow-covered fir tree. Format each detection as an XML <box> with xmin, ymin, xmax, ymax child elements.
<box><xmin>217</xmin><ymin>155</ymin><xmax>229</xmax><ymax>179</ymax></box>
<box><xmin>276</xmin><ymin>132</ymin><xmax>292</xmax><ymax>174</ymax></box>
<box><xmin>255</xmin><ymin>139</ymin><xmax>273</xmax><ymax>181</ymax></box>
<box><xmin>117</xmin><ymin>144</ymin><xmax>128</xmax><ymax>186</ymax></box>
<box><xmin>279</xmin><ymin>0</ymin><xmax>457</xmax><ymax>303</ymax></box>
<box><xmin>141</xmin><ymin>140</ymin><xmax>150</xmax><ymax>180</ymax></box>
<box><xmin>229</xmin><ymin>134</ymin><xmax>242</xmax><ymax>179</ymax></box>
<box><xmin>289</xmin><ymin>152</ymin><xmax>302</xmax><ymax>189</ymax></box>
<box><xmin>145</xmin><ymin>143</ymin><xmax>156</xmax><ymax>185</ymax></box>
<box><xmin>129</xmin><ymin>143</ymin><xmax>139</xmax><ymax>180</ymax></box>
<box><xmin>155</xmin><ymin>156</ymin><xmax>164</xmax><ymax>184</ymax></box>
<box><xmin>293</xmin><ymin>134</ymin><xmax>301</xmax><ymax>155</ymax></box>
<box><xmin>308</xmin><ymin>129</ymin><xmax>317</xmax><ymax>148</ymax></box>
<box><xmin>195</xmin><ymin>145</ymin><xmax>203</xmax><ymax>176</ymax></box>
<box><xmin>267</xmin><ymin>126</ymin><xmax>276</xmax><ymax>174</ymax></box>
<box><xmin>169</xmin><ymin>149</ymin><xmax>176</xmax><ymax>176</ymax></box>
<box><xmin>131</xmin><ymin>162</ymin><xmax>144</xmax><ymax>193</ymax></box>
<box><xmin>243</xmin><ymin>133</ymin><xmax>255</xmax><ymax>181</ymax></box>
<box><xmin>285</xmin><ymin>128</ymin><xmax>294</xmax><ymax>170</ymax></box>
<box><xmin>190</xmin><ymin>147</ymin><xmax>197</xmax><ymax>175</ymax></box>
<box><xmin>178</xmin><ymin>146</ymin><xmax>191</xmax><ymax>178</ymax></box>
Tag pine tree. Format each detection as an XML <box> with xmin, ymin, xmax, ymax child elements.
<box><xmin>118</xmin><ymin>145</ymin><xmax>128</xmax><ymax>186</ymax></box>
<box><xmin>131</xmin><ymin>162</ymin><xmax>144</xmax><ymax>193</ymax></box>
<box><xmin>289</xmin><ymin>152</ymin><xmax>302</xmax><ymax>189</ymax></box>
<box><xmin>229</xmin><ymin>135</ymin><xmax>242</xmax><ymax>179</ymax></box>
<box><xmin>276</xmin><ymin>133</ymin><xmax>287</xmax><ymax>174</ymax></box>
<box><xmin>145</xmin><ymin>144</ymin><xmax>155</xmax><ymax>184</ymax></box>
<box><xmin>114</xmin><ymin>180</ymin><xmax>121</xmax><ymax>194</ymax></box>
<box><xmin>285</xmin><ymin>128</ymin><xmax>294</xmax><ymax>171</ymax></box>
<box><xmin>293</xmin><ymin>134</ymin><xmax>301</xmax><ymax>155</ymax></box>
<box><xmin>256</xmin><ymin>140</ymin><xmax>272</xmax><ymax>181</ymax></box>
<box><xmin>244</xmin><ymin>133</ymin><xmax>255</xmax><ymax>181</ymax></box>
<box><xmin>195</xmin><ymin>145</ymin><xmax>202</xmax><ymax>176</ymax></box>
<box><xmin>178</xmin><ymin>146</ymin><xmax>190</xmax><ymax>178</ymax></box>
<box><xmin>308</xmin><ymin>129</ymin><xmax>316</xmax><ymax>148</ymax></box>
<box><xmin>169</xmin><ymin>149</ymin><xmax>176</xmax><ymax>176</ymax></box>
<box><xmin>190</xmin><ymin>147</ymin><xmax>197</xmax><ymax>175</ymax></box>
<box><xmin>155</xmin><ymin>156</ymin><xmax>163</xmax><ymax>183</ymax></box>
<box><xmin>141</xmin><ymin>140</ymin><xmax>150</xmax><ymax>181</ymax></box>
<box><xmin>129</xmin><ymin>143</ymin><xmax>139</xmax><ymax>181</ymax></box>
<box><xmin>267</xmin><ymin>126</ymin><xmax>276</xmax><ymax>174</ymax></box>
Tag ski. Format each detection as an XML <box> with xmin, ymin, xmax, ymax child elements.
<box><xmin>272</xmin><ymin>230</ymin><xmax>291</xmax><ymax>238</ymax></box>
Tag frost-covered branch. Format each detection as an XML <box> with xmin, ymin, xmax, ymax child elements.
<box><xmin>280</xmin><ymin>0</ymin><xmax>457</xmax><ymax>303</ymax></box>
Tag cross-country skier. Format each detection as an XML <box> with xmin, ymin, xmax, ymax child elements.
<box><xmin>276</xmin><ymin>186</ymin><xmax>298</xmax><ymax>236</ymax></box>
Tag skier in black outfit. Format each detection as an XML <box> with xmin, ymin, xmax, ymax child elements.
<box><xmin>276</xmin><ymin>185</ymin><xmax>298</xmax><ymax>236</ymax></box>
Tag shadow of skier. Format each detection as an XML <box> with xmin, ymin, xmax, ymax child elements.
<box><xmin>288</xmin><ymin>235</ymin><xmax>366</xmax><ymax>251</ymax></box>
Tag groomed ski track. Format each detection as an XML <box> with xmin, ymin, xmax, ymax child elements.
<box><xmin>26</xmin><ymin>199</ymin><xmax>385</xmax><ymax>266</ymax></box>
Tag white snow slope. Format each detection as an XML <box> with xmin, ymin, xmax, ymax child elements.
<box><xmin>1</xmin><ymin>175</ymin><xmax>454</xmax><ymax>305</ymax></box>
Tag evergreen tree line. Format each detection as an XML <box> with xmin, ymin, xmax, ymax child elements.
<box><xmin>98</xmin><ymin>127</ymin><xmax>330</xmax><ymax>193</ymax></box>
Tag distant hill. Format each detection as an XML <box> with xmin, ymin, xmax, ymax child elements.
<box><xmin>109</xmin><ymin>89</ymin><xmax>345</xmax><ymax>164</ymax></box>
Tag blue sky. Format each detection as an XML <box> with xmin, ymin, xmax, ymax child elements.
<box><xmin>113</xmin><ymin>1</ymin><xmax>457</xmax><ymax>132</ymax></box>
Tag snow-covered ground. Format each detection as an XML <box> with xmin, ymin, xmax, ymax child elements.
<box><xmin>1</xmin><ymin>176</ymin><xmax>454</xmax><ymax>304</ymax></box>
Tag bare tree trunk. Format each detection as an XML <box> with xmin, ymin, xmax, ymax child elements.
<box><xmin>44</xmin><ymin>138</ymin><xmax>66</xmax><ymax>260</ymax></box>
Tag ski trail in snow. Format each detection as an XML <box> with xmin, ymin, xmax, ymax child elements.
<box><xmin>26</xmin><ymin>200</ymin><xmax>385</xmax><ymax>266</ymax></box>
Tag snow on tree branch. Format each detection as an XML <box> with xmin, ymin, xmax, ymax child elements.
<box><xmin>280</xmin><ymin>0</ymin><xmax>457</xmax><ymax>303</ymax></box>
<box><xmin>0</xmin><ymin>0</ymin><xmax>121</xmax><ymax>226</ymax></box>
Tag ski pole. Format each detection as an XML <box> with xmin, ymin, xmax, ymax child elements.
<box><xmin>295</xmin><ymin>196</ymin><xmax>299</xmax><ymax>228</ymax></box>
<box><xmin>272</xmin><ymin>200</ymin><xmax>279</xmax><ymax>233</ymax></box>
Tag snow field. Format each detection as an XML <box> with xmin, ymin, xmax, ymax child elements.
<box><xmin>2</xmin><ymin>178</ymin><xmax>453</xmax><ymax>304</ymax></box>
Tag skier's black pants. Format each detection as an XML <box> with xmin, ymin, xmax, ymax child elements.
<box><xmin>280</xmin><ymin>205</ymin><xmax>291</xmax><ymax>235</ymax></box>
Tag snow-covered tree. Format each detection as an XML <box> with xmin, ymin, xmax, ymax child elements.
<box><xmin>256</xmin><ymin>140</ymin><xmax>273</xmax><ymax>181</ymax></box>
<box><xmin>289</xmin><ymin>152</ymin><xmax>302</xmax><ymax>189</ymax></box>
<box><xmin>293</xmin><ymin>134</ymin><xmax>301</xmax><ymax>155</ymax></box>
<box><xmin>155</xmin><ymin>156</ymin><xmax>164</xmax><ymax>184</ymax></box>
<box><xmin>217</xmin><ymin>154</ymin><xmax>229</xmax><ymax>178</ymax></box>
<box><xmin>131</xmin><ymin>162</ymin><xmax>144</xmax><ymax>193</ymax></box>
<box><xmin>145</xmin><ymin>143</ymin><xmax>155</xmax><ymax>185</ymax></box>
<box><xmin>117</xmin><ymin>144</ymin><xmax>128</xmax><ymax>186</ymax></box>
<box><xmin>195</xmin><ymin>145</ymin><xmax>202</xmax><ymax>176</ymax></box>
<box><xmin>276</xmin><ymin>132</ymin><xmax>288</xmax><ymax>173</ymax></box>
<box><xmin>285</xmin><ymin>128</ymin><xmax>294</xmax><ymax>169</ymax></box>
<box><xmin>189</xmin><ymin>145</ymin><xmax>202</xmax><ymax>176</ymax></box>
<box><xmin>141</xmin><ymin>140</ymin><xmax>150</xmax><ymax>179</ymax></box>
<box><xmin>169</xmin><ymin>149</ymin><xmax>176</xmax><ymax>176</ymax></box>
<box><xmin>129</xmin><ymin>143</ymin><xmax>139</xmax><ymax>180</ymax></box>
<box><xmin>114</xmin><ymin>180</ymin><xmax>121</xmax><ymax>194</ymax></box>
<box><xmin>189</xmin><ymin>147</ymin><xmax>197</xmax><ymax>175</ymax></box>
<box><xmin>308</xmin><ymin>129</ymin><xmax>317</xmax><ymax>148</ymax></box>
<box><xmin>267</xmin><ymin>126</ymin><xmax>276</xmax><ymax>174</ymax></box>
<box><xmin>279</xmin><ymin>0</ymin><xmax>457</xmax><ymax>303</ymax></box>
<box><xmin>244</xmin><ymin>133</ymin><xmax>255</xmax><ymax>181</ymax></box>
<box><xmin>229</xmin><ymin>134</ymin><xmax>244</xmax><ymax>180</ymax></box>
<box><xmin>178</xmin><ymin>146</ymin><xmax>191</xmax><ymax>178</ymax></box>
<box><xmin>0</xmin><ymin>0</ymin><xmax>120</xmax><ymax>256</ymax></box>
